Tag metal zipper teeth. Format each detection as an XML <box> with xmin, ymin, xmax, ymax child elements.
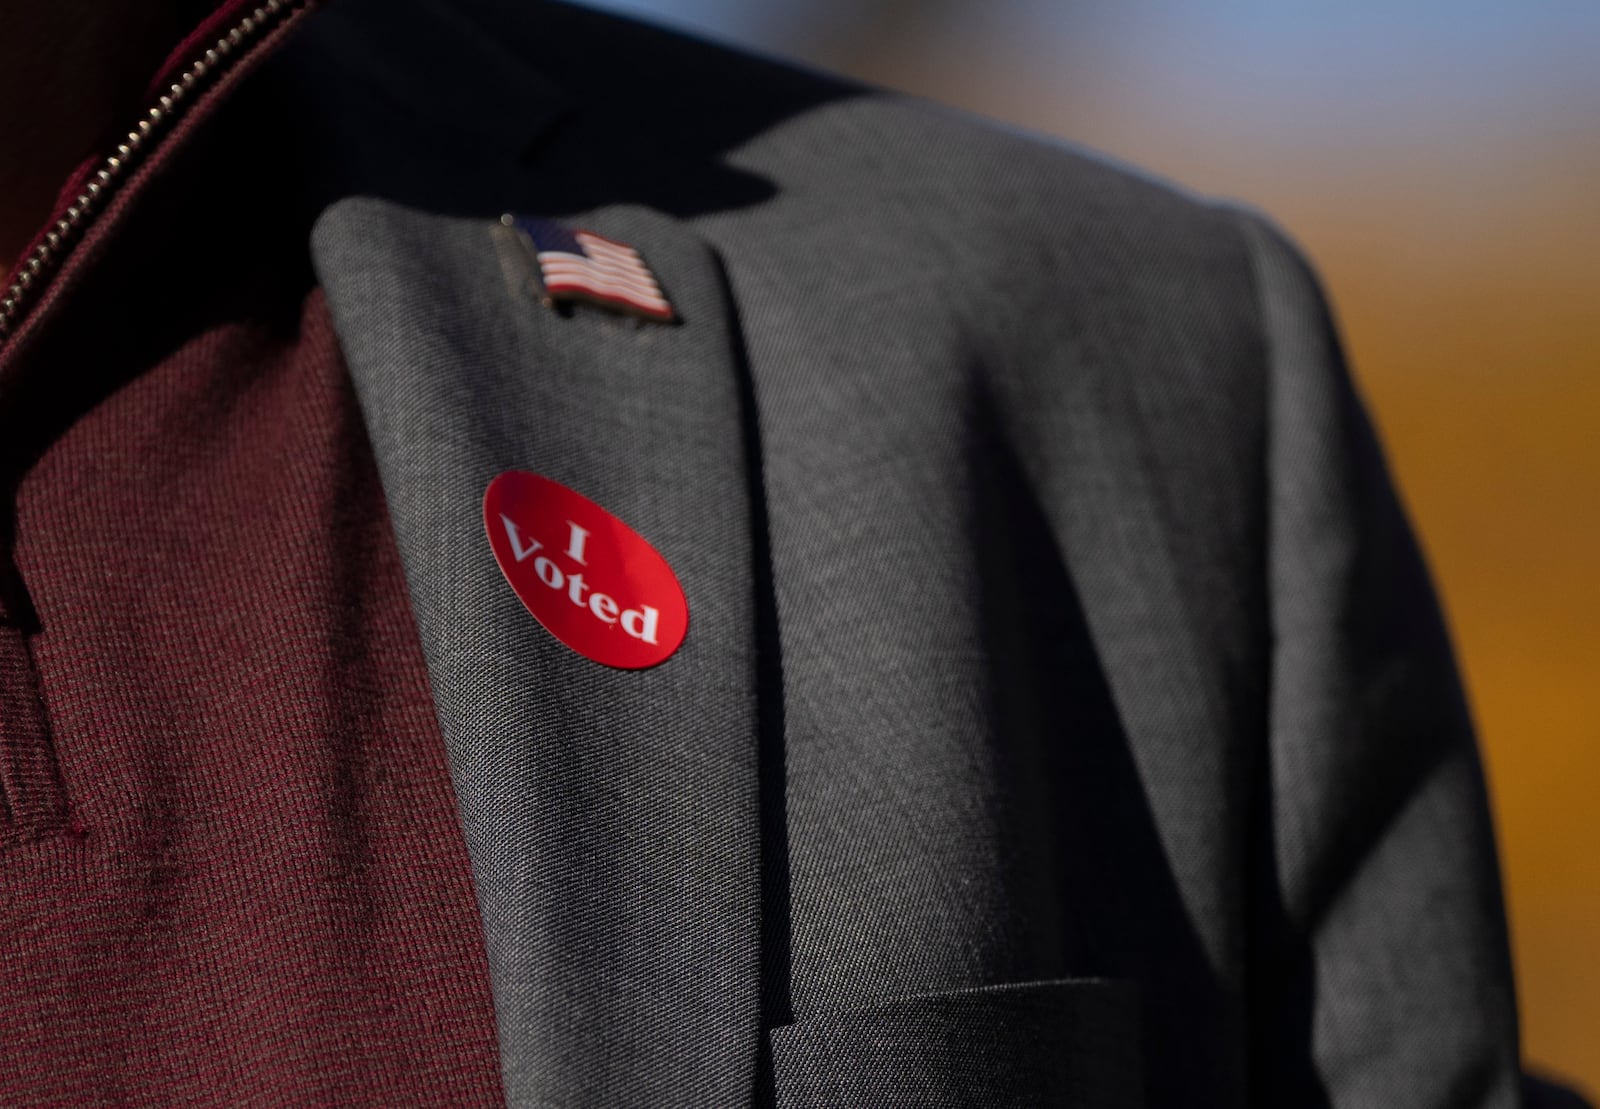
<box><xmin>0</xmin><ymin>0</ymin><xmax>304</xmax><ymax>340</ymax></box>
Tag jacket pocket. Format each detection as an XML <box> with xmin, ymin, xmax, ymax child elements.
<box><xmin>0</xmin><ymin>609</ymin><xmax>67</xmax><ymax>849</ymax></box>
<box><xmin>768</xmin><ymin>978</ymin><xmax>1144</xmax><ymax>1109</ymax></box>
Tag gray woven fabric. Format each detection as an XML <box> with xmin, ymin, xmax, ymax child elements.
<box><xmin>291</xmin><ymin>0</ymin><xmax>1523</xmax><ymax>1104</ymax></box>
<box><xmin>313</xmin><ymin>201</ymin><xmax>764</xmax><ymax>1108</ymax></box>
<box><xmin>1246</xmin><ymin>213</ymin><xmax>1521</xmax><ymax>1106</ymax></box>
<box><xmin>768</xmin><ymin>981</ymin><xmax>1144</xmax><ymax>1108</ymax></box>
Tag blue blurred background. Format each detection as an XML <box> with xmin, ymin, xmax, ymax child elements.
<box><xmin>587</xmin><ymin>0</ymin><xmax>1600</xmax><ymax>1092</ymax></box>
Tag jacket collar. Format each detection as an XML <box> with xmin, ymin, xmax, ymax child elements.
<box><xmin>311</xmin><ymin>194</ymin><xmax>769</xmax><ymax>1106</ymax></box>
<box><xmin>289</xmin><ymin>0</ymin><xmax>572</xmax><ymax>162</ymax></box>
<box><xmin>299</xmin><ymin>2</ymin><xmax>769</xmax><ymax>1100</ymax></box>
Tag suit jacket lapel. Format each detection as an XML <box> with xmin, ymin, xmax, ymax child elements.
<box><xmin>312</xmin><ymin>200</ymin><xmax>764</xmax><ymax>1106</ymax></box>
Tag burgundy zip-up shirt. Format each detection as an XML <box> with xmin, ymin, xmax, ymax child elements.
<box><xmin>0</xmin><ymin>3</ymin><xmax>506</xmax><ymax>1102</ymax></box>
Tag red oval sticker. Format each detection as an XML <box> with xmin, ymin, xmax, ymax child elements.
<box><xmin>483</xmin><ymin>471</ymin><xmax>688</xmax><ymax>669</ymax></box>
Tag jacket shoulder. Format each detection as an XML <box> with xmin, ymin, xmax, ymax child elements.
<box><xmin>287</xmin><ymin>0</ymin><xmax>1311</xmax><ymax>407</ymax></box>
<box><xmin>314</xmin><ymin>0</ymin><xmax>1244</xmax><ymax>249</ymax></box>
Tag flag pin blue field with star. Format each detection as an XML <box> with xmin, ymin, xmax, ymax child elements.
<box><xmin>503</xmin><ymin>214</ymin><xmax>676</xmax><ymax>323</ymax></box>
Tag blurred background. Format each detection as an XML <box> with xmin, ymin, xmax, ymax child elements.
<box><xmin>588</xmin><ymin>0</ymin><xmax>1600</xmax><ymax>1091</ymax></box>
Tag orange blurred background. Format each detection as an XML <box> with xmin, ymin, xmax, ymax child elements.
<box><xmin>602</xmin><ymin>0</ymin><xmax>1600</xmax><ymax>1092</ymax></box>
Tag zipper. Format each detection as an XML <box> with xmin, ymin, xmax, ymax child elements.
<box><xmin>0</xmin><ymin>0</ymin><xmax>307</xmax><ymax>342</ymax></box>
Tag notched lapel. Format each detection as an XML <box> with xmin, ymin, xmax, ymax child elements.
<box><xmin>311</xmin><ymin>199</ymin><xmax>764</xmax><ymax>1107</ymax></box>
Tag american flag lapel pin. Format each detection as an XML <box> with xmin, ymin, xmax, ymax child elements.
<box><xmin>502</xmin><ymin>214</ymin><xmax>677</xmax><ymax>323</ymax></box>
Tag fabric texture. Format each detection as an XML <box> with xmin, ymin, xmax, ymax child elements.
<box><xmin>767</xmin><ymin>980</ymin><xmax>1144</xmax><ymax>1108</ymax></box>
<box><xmin>0</xmin><ymin>0</ymin><xmax>1535</xmax><ymax>1104</ymax></box>
<box><xmin>314</xmin><ymin>202</ymin><xmax>766</xmax><ymax>1107</ymax></box>
<box><xmin>290</xmin><ymin>0</ymin><xmax>1522</xmax><ymax>1103</ymax></box>
<box><xmin>1246</xmin><ymin>212</ymin><xmax>1521</xmax><ymax>1106</ymax></box>
<box><xmin>0</xmin><ymin>37</ymin><xmax>505</xmax><ymax>1104</ymax></box>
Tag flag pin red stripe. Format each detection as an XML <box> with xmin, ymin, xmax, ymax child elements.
<box><xmin>503</xmin><ymin>214</ymin><xmax>677</xmax><ymax>323</ymax></box>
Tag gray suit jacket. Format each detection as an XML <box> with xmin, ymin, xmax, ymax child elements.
<box><xmin>266</xmin><ymin>0</ymin><xmax>1523</xmax><ymax>1103</ymax></box>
